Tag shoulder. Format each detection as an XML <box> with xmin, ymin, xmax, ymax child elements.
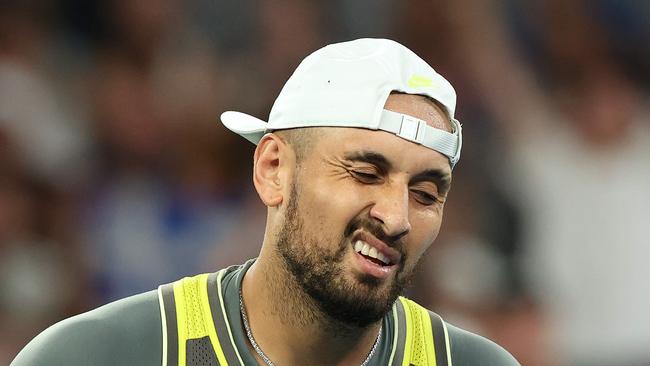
<box><xmin>397</xmin><ymin>298</ymin><xmax>520</xmax><ymax>365</ymax></box>
<box><xmin>12</xmin><ymin>290</ymin><xmax>162</xmax><ymax>366</ymax></box>
<box><xmin>444</xmin><ymin>321</ymin><xmax>521</xmax><ymax>366</ymax></box>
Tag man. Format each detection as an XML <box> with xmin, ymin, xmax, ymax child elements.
<box><xmin>13</xmin><ymin>38</ymin><xmax>519</xmax><ymax>366</ymax></box>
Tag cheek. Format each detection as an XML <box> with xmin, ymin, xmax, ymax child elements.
<box><xmin>298</xmin><ymin>178</ymin><xmax>362</xmax><ymax>239</ymax></box>
<box><xmin>407</xmin><ymin>209</ymin><xmax>443</xmax><ymax>259</ymax></box>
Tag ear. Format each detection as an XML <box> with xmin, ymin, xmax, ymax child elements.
<box><xmin>253</xmin><ymin>133</ymin><xmax>292</xmax><ymax>207</ymax></box>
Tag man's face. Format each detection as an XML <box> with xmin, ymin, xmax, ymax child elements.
<box><xmin>276</xmin><ymin>94</ymin><xmax>452</xmax><ymax>328</ymax></box>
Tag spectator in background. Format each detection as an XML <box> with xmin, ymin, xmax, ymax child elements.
<box><xmin>0</xmin><ymin>135</ymin><xmax>87</xmax><ymax>365</ymax></box>
<box><xmin>0</xmin><ymin>1</ymin><xmax>92</xmax><ymax>188</ymax></box>
<box><xmin>447</xmin><ymin>0</ymin><xmax>650</xmax><ymax>365</ymax></box>
<box><xmin>81</xmin><ymin>0</ymin><xmax>257</xmax><ymax>300</ymax></box>
<box><xmin>0</xmin><ymin>3</ymin><xmax>91</xmax><ymax>363</ymax></box>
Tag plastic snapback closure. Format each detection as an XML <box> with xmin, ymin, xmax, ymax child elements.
<box><xmin>397</xmin><ymin>115</ymin><xmax>426</xmax><ymax>144</ymax></box>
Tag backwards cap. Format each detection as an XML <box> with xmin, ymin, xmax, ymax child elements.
<box><xmin>220</xmin><ymin>38</ymin><xmax>462</xmax><ymax>168</ymax></box>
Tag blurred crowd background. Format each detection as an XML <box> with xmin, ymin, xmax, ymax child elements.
<box><xmin>1</xmin><ymin>0</ymin><xmax>649</xmax><ymax>365</ymax></box>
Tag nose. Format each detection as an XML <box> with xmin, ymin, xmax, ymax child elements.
<box><xmin>369</xmin><ymin>183</ymin><xmax>411</xmax><ymax>239</ymax></box>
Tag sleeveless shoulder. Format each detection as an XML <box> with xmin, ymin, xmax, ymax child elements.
<box><xmin>445</xmin><ymin>322</ymin><xmax>521</xmax><ymax>366</ymax></box>
<box><xmin>12</xmin><ymin>290</ymin><xmax>162</xmax><ymax>366</ymax></box>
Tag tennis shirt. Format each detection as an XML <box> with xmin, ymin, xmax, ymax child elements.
<box><xmin>12</xmin><ymin>260</ymin><xmax>520</xmax><ymax>365</ymax></box>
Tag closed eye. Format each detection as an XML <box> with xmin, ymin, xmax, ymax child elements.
<box><xmin>411</xmin><ymin>189</ymin><xmax>439</xmax><ymax>205</ymax></box>
<box><xmin>350</xmin><ymin>170</ymin><xmax>381</xmax><ymax>184</ymax></box>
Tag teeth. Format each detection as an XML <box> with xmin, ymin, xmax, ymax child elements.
<box><xmin>353</xmin><ymin>240</ymin><xmax>391</xmax><ymax>265</ymax></box>
<box><xmin>354</xmin><ymin>240</ymin><xmax>363</xmax><ymax>253</ymax></box>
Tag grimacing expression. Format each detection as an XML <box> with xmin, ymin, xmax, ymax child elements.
<box><xmin>276</xmin><ymin>94</ymin><xmax>452</xmax><ymax>328</ymax></box>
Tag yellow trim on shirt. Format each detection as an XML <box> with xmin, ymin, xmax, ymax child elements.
<box><xmin>198</xmin><ymin>273</ymin><xmax>228</xmax><ymax>365</ymax></box>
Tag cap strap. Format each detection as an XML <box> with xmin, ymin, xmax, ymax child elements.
<box><xmin>378</xmin><ymin>110</ymin><xmax>462</xmax><ymax>168</ymax></box>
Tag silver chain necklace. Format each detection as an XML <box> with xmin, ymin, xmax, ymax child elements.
<box><xmin>239</xmin><ymin>289</ymin><xmax>382</xmax><ymax>366</ymax></box>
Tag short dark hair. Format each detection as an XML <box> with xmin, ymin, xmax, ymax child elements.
<box><xmin>274</xmin><ymin>128</ymin><xmax>320</xmax><ymax>164</ymax></box>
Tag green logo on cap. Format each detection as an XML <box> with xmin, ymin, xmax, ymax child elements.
<box><xmin>407</xmin><ymin>74</ymin><xmax>434</xmax><ymax>88</ymax></box>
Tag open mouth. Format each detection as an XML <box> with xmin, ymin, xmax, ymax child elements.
<box><xmin>353</xmin><ymin>240</ymin><xmax>392</xmax><ymax>266</ymax></box>
<box><xmin>349</xmin><ymin>231</ymin><xmax>401</xmax><ymax>279</ymax></box>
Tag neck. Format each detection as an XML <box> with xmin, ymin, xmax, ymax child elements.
<box><xmin>241</xmin><ymin>248</ymin><xmax>382</xmax><ymax>366</ymax></box>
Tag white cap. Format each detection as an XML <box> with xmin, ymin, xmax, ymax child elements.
<box><xmin>220</xmin><ymin>38</ymin><xmax>462</xmax><ymax>168</ymax></box>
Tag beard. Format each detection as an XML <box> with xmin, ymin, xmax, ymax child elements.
<box><xmin>276</xmin><ymin>182</ymin><xmax>416</xmax><ymax>329</ymax></box>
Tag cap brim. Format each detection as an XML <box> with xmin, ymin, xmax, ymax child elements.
<box><xmin>220</xmin><ymin>111</ymin><xmax>268</xmax><ymax>145</ymax></box>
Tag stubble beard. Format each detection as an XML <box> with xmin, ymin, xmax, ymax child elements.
<box><xmin>275</xmin><ymin>182</ymin><xmax>416</xmax><ymax>330</ymax></box>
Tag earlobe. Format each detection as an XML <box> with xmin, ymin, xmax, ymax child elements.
<box><xmin>253</xmin><ymin>135</ymin><xmax>285</xmax><ymax>207</ymax></box>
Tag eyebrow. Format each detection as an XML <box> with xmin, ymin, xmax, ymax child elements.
<box><xmin>343</xmin><ymin>151</ymin><xmax>392</xmax><ymax>173</ymax></box>
<box><xmin>411</xmin><ymin>169</ymin><xmax>452</xmax><ymax>196</ymax></box>
<box><xmin>342</xmin><ymin>150</ymin><xmax>452</xmax><ymax>194</ymax></box>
